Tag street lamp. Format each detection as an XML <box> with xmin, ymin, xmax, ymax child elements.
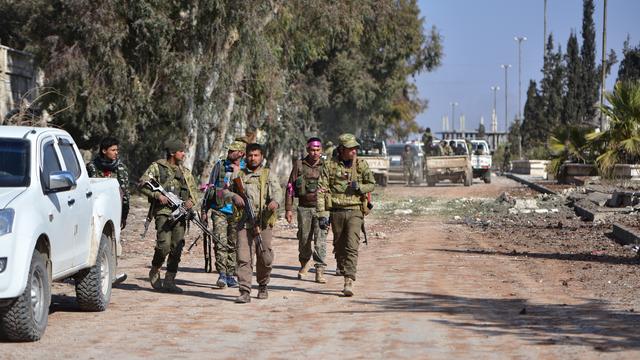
<box><xmin>490</xmin><ymin>86</ymin><xmax>500</xmax><ymax>116</ymax></box>
<box><xmin>450</xmin><ymin>101</ymin><xmax>458</xmax><ymax>134</ymax></box>
<box><xmin>500</xmin><ymin>64</ymin><xmax>511</xmax><ymax>132</ymax></box>
<box><xmin>514</xmin><ymin>36</ymin><xmax>527</xmax><ymax>122</ymax></box>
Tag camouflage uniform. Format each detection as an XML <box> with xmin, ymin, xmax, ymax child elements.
<box><xmin>87</xmin><ymin>157</ymin><xmax>130</xmax><ymax>226</ymax></box>
<box><xmin>140</xmin><ymin>156</ymin><xmax>198</xmax><ymax>291</ymax></box>
<box><xmin>317</xmin><ymin>134</ymin><xmax>375</xmax><ymax>296</ymax></box>
<box><xmin>401</xmin><ymin>148</ymin><xmax>415</xmax><ymax>185</ymax></box>
<box><xmin>285</xmin><ymin>156</ymin><xmax>328</xmax><ymax>280</ymax></box>
<box><xmin>226</xmin><ymin>166</ymin><xmax>283</xmax><ymax>297</ymax></box>
<box><xmin>202</xmin><ymin>141</ymin><xmax>246</xmax><ymax>287</ymax></box>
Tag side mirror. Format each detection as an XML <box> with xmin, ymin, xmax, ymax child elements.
<box><xmin>46</xmin><ymin>170</ymin><xmax>77</xmax><ymax>193</ymax></box>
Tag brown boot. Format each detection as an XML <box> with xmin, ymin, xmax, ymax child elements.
<box><xmin>235</xmin><ymin>291</ymin><xmax>251</xmax><ymax>303</ymax></box>
<box><xmin>257</xmin><ymin>285</ymin><xmax>268</xmax><ymax>299</ymax></box>
<box><xmin>163</xmin><ymin>272</ymin><xmax>183</xmax><ymax>294</ymax></box>
<box><xmin>148</xmin><ymin>266</ymin><xmax>162</xmax><ymax>290</ymax></box>
<box><xmin>297</xmin><ymin>260</ymin><xmax>313</xmax><ymax>279</ymax></box>
<box><xmin>343</xmin><ymin>277</ymin><xmax>354</xmax><ymax>297</ymax></box>
<box><xmin>315</xmin><ymin>267</ymin><xmax>327</xmax><ymax>284</ymax></box>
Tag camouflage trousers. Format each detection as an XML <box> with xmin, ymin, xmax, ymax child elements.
<box><xmin>330</xmin><ymin>209</ymin><xmax>364</xmax><ymax>281</ymax></box>
<box><xmin>403</xmin><ymin>165</ymin><xmax>414</xmax><ymax>184</ymax></box>
<box><xmin>211</xmin><ymin>209</ymin><xmax>237</xmax><ymax>275</ymax></box>
<box><xmin>236</xmin><ymin>227</ymin><xmax>274</xmax><ymax>294</ymax></box>
<box><xmin>151</xmin><ymin>215</ymin><xmax>186</xmax><ymax>273</ymax></box>
<box><xmin>297</xmin><ymin>206</ymin><xmax>327</xmax><ymax>268</ymax></box>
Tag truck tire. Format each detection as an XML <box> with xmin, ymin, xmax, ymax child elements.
<box><xmin>464</xmin><ymin>170</ymin><xmax>472</xmax><ymax>187</ymax></box>
<box><xmin>0</xmin><ymin>250</ymin><xmax>51</xmax><ymax>341</ymax></box>
<box><xmin>426</xmin><ymin>176</ymin><xmax>436</xmax><ymax>187</ymax></box>
<box><xmin>380</xmin><ymin>175</ymin><xmax>388</xmax><ymax>187</ymax></box>
<box><xmin>75</xmin><ymin>233</ymin><xmax>114</xmax><ymax>311</ymax></box>
<box><xmin>483</xmin><ymin>170</ymin><xmax>492</xmax><ymax>184</ymax></box>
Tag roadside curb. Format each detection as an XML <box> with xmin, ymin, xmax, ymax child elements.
<box><xmin>505</xmin><ymin>173</ymin><xmax>557</xmax><ymax>195</ymax></box>
<box><xmin>612</xmin><ymin>223</ymin><xmax>640</xmax><ymax>245</ymax></box>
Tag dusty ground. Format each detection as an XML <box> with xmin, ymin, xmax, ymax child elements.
<box><xmin>3</xmin><ymin>175</ymin><xmax>640</xmax><ymax>359</ymax></box>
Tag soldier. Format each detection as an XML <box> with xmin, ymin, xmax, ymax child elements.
<box><xmin>226</xmin><ymin>143</ymin><xmax>283</xmax><ymax>303</ymax></box>
<box><xmin>201</xmin><ymin>141</ymin><xmax>246</xmax><ymax>288</ymax></box>
<box><xmin>140</xmin><ymin>139</ymin><xmax>198</xmax><ymax>293</ymax></box>
<box><xmin>285</xmin><ymin>137</ymin><xmax>328</xmax><ymax>283</ymax></box>
<box><xmin>86</xmin><ymin>136</ymin><xmax>130</xmax><ymax>284</ymax></box>
<box><xmin>317</xmin><ymin>133</ymin><xmax>375</xmax><ymax>297</ymax></box>
<box><xmin>401</xmin><ymin>145</ymin><xmax>415</xmax><ymax>185</ymax></box>
<box><xmin>502</xmin><ymin>145</ymin><xmax>512</xmax><ymax>173</ymax></box>
<box><xmin>440</xmin><ymin>140</ymin><xmax>452</xmax><ymax>156</ymax></box>
<box><xmin>421</xmin><ymin>127</ymin><xmax>433</xmax><ymax>154</ymax></box>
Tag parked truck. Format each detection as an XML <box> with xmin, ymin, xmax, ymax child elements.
<box><xmin>357</xmin><ymin>136</ymin><xmax>389</xmax><ymax>186</ymax></box>
<box><xmin>0</xmin><ymin>126</ymin><xmax>122</xmax><ymax>341</ymax></box>
<box><xmin>470</xmin><ymin>139</ymin><xmax>492</xmax><ymax>184</ymax></box>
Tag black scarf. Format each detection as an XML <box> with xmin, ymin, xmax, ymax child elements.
<box><xmin>93</xmin><ymin>156</ymin><xmax>120</xmax><ymax>172</ymax></box>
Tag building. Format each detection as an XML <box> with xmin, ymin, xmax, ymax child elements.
<box><xmin>1</xmin><ymin>44</ymin><xmax>39</xmax><ymax>123</ymax></box>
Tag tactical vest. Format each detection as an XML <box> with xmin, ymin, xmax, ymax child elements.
<box><xmin>157</xmin><ymin>160</ymin><xmax>190</xmax><ymax>201</ymax></box>
<box><xmin>324</xmin><ymin>157</ymin><xmax>371</xmax><ymax>215</ymax></box>
<box><xmin>236</xmin><ymin>168</ymin><xmax>278</xmax><ymax>228</ymax></box>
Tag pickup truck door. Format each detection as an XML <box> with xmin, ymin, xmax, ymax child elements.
<box><xmin>56</xmin><ymin>136</ymin><xmax>93</xmax><ymax>266</ymax></box>
<box><xmin>40</xmin><ymin>138</ymin><xmax>75</xmax><ymax>274</ymax></box>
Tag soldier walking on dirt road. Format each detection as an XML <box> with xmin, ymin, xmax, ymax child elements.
<box><xmin>317</xmin><ymin>133</ymin><xmax>375</xmax><ymax>296</ymax></box>
<box><xmin>140</xmin><ymin>139</ymin><xmax>198</xmax><ymax>294</ymax></box>
<box><xmin>285</xmin><ymin>137</ymin><xmax>328</xmax><ymax>283</ymax></box>
<box><xmin>86</xmin><ymin>136</ymin><xmax>130</xmax><ymax>285</ymax></box>
<box><xmin>201</xmin><ymin>141</ymin><xmax>246</xmax><ymax>289</ymax></box>
<box><xmin>226</xmin><ymin>143</ymin><xmax>283</xmax><ymax>303</ymax></box>
<box><xmin>401</xmin><ymin>144</ymin><xmax>416</xmax><ymax>185</ymax></box>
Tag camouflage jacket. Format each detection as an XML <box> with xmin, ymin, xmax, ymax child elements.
<box><xmin>225</xmin><ymin>166</ymin><xmax>283</xmax><ymax>229</ymax></box>
<box><xmin>317</xmin><ymin>156</ymin><xmax>375</xmax><ymax>216</ymax></box>
<box><xmin>285</xmin><ymin>156</ymin><xmax>323</xmax><ymax>211</ymax></box>
<box><xmin>140</xmin><ymin>159</ymin><xmax>199</xmax><ymax>217</ymax></box>
<box><xmin>86</xmin><ymin>157</ymin><xmax>130</xmax><ymax>222</ymax></box>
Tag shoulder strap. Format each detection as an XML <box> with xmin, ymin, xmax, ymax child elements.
<box><xmin>259</xmin><ymin>168</ymin><xmax>270</xmax><ymax>214</ymax></box>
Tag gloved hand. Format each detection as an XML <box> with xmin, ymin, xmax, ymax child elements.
<box><xmin>349</xmin><ymin>181</ymin><xmax>360</xmax><ymax>193</ymax></box>
<box><xmin>318</xmin><ymin>217</ymin><xmax>330</xmax><ymax>230</ymax></box>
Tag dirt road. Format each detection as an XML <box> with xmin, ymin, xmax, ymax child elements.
<box><xmin>4</xmin><ymin>176</ymin><xmax>640</xmax><ymax>359</ymax></box>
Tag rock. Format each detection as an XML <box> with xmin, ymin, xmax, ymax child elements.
<box><xmin>393</xmin><ymin>209</ymin><xmax>413</xmax><ymax>215</ymax></box>
<box><xmin>496</xmin><ymin>192</ymin><xmax>515</xmax><ymax>205</ymax></box>
<box><xmin>520</xmin><ymin>209</ymin><xmax>532</xmax><ymax>214</ymax></box>
<box><xmin>514</xmin><ymin>199</ymin><xmax>538</xmax><ymax>210</ymax></box>
<box><xmin>453</xmin><ymin>215</ymin><xmax>461</xmax><ymax>221</ymax></box>
<box><xmin>534</xmin><ymin>209</ymin><xmax>549</xmax><ymax>214</ymax></box>
<box><xmin>508</xmin><ymin>208</ymin><xmax>519</xmax><ymax>215</ymax></box>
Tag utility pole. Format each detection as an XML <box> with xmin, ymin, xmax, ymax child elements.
<box><xmin>500</xmin><ymin>64</ymin><xmax>511</xmax><ymax>132</ymax></box>
<box><xmin>514</xmin><ymin>36</ymin><xmax>527</xmax><ymax>122</ymax></box>
<box><xmin>600</xmin><ymin>0</ymin><xmax>608</xmax><ymax>130</ymax></box>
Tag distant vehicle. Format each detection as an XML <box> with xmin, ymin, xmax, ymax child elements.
<box><xmin>387</xmin><ymin>143</ymin><xmax>423</xmax><ymax>184</ymax></box>
<box><xmin>357</xmin><ymin>136</ymin><xmax>389</xmax><ymax>186</ymax></box>
<box><xmin>0</xmin><ymin>126</ymin><xmax>122</xmax><ymax>341</ymax></box>
<box><xmin>470</xmin><ymin>139</ymin><xmax>492</xmax><ymax>183</ymax></box>
<box><xmin>425</xmin><ymin>139</ymin><xmax>472</xmax><ymax>186</ymax></box>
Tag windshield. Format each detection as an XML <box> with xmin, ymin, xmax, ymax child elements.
<box><xmin>388</xmin><ymin>145</ymin><xmax>410</xmax><ymax>156</ymax></box>
<box><xmin>0</xmin><ymin>138</ymin><xmax>30</xmax><ymax>187</ymax></box>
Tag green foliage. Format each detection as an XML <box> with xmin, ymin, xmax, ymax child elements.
<box><xmin>618</xmin><ymin>36</ymin><xmax>640</xmax><ymax>83</ymax></box>
<box><xmin>563</xmin><ymin>32</ymin><xmax>582</xmax><ymax>126</ymax></box>
<box><xmin>586</xmin><ymin>80</ymin><xmax>640</xmax><ymax>176</ymax></box>
<box><xmin>521</xmin><ymin>80</ymin><xmax>544</xmax><ymax>148</ymax></box>
<box><xmin>580</xmin><ymin>0</ymin><xmax>599</xmax><ymax>124</ymax></box>
<box><xmin>548</xmin><ymin>125</ymin><xmax>592</xmax><ymax>176</ymax></box>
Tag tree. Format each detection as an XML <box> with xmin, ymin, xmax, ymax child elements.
<box><xmin>617</xmin><ymin>36</ymin><xmax>640</xmax><ymax>83</ymax></box>
<box><xmin>521</xmin><ymin>80</ymin><xmax>544</xmax><ymax>148</ymax></box>
<box><xmin>586</xmin><ymin>81</ymin><xmax>640</xmax><ymax>176</ymax></box>
<box><xmin>477</xmin><ymin>123</ymin><xmax>486</xmax><ymax>139</ymax></box>
<box><xmin>580</xmin><ymin>0</ymin><xmax>599</xmax><ymax>125</ymax></box>
<box><xmin>540</xmin><ymin>35</ymin><xmax>564</xmax><ymax>135</ymax></box>
<box><xmin>563</xmin><ymin>32</ymin><xmax>582</xmax><ymax>126</ymax></box>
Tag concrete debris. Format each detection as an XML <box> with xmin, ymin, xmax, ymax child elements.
<box><xmin>495</xmin><ymin>192</ymin><xmax>515</xmax><ymax>205</ymax></box>
<box><xmin>394</xmin><ymin>209</ymin><xmax>413</xmax><ymax>215</ymax></box>
<box><xmin>514</xmin><ymin>199</ymin><xmax>538</xmax><ymax>210</ymax></box>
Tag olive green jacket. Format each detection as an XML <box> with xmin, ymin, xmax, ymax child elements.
<box><xmin>316</xmin><ymin>156</ymin><xmax>375</xmax><ymax>217</ymax></box>
<box><xmin>140</xmin><ymin>159</ymin><xmax>199</xmax><ymax>216</ymax></box>
<box><xmin>225</xmin><ymin>166</ymin><xmax>283</xmax><ymax>229</ymax></box>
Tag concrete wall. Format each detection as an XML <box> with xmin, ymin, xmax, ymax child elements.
<box><xmin>0</xmin><ymin>45</ymin><xmax>38</xmax><ymax>123</ymax></box>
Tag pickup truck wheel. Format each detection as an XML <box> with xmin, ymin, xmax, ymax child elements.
<box><xmin>483</xmin><ymin>171</ymin><xmax>492</xmax><ymax>184</ymax></box>
<box><xmin>0</xmin><ymin>250</ymin><xmax>50</xmax><ymax>341</ymax></box>
<box><xmin>426</xmin><ymin>176</ymin><xmax>436</xmax><ymax>187</ymax></box>
<box><xmin>75</xmin><ymin>234</ymin><xmax>114</xmax><ymax>311</ymax></box>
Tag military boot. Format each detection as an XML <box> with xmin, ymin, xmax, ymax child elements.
<box><xmin>235</xmin><ymin>291</ymin><xmax>251</xmax><ymax>304</ymax></box>
<box><xmin>297</xmin><ymin>260</ymin><xmax>313</xmax><ymax>279</ymax></box>
<box><xmin>257</xmin><ymin>285</ymin><xmax>268</xmax><ymax>299</ymax></box>
<box><xmin>335</xmin><ymin>268</ymin><xmax>343</xmax><ymax>277</ymax></box>
<box><xmin>343</xmin><ymin>277</ymin><xmax>354</xmax><ymax>297</ymax></box>
<box><xmin>315</xmin><ymin>267</ymin><xmax>327</xmax><ymax>284</ymax></box>
<box><xmin>148</xmin><ymin>266</ymin><xmax>162</xmax><ymax>290</ymax></box>
<box><xmin>163</xmin><ymin>272</ymin><xmax>183</xmax><ymax>294</ymax></box>
<box><xmin>216</xmin><ymin>272</ymin><xmax>227</xmax><ymax>288</ymax></box>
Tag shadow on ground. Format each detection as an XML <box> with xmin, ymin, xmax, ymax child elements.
<box><xmin>337</xmin><ymin>291</ymin><xmax>640</xmax><ymax>352</ymax></box>
<box><xmin>435</xmin><ymin>248</ymin><xmax>640</xmax><ymax>266</ymax></box>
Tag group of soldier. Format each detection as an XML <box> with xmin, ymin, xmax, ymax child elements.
<box><xmin>86</xmin><ymin>133</ymin><xmax>375</xmax><ymax>303</ymax></box>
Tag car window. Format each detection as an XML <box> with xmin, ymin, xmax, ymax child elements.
<box><xmin>0</xmin><ymin>138</ymin><xmax>30</xmax><ymax>187</ymax></box>
<box><xmin>42</xmin><ymin>140</ymin><xmax>62</xmax><ymax>176</ymax></box>
<box><xmin>58</xmin><ymin>138</ymin><xmax>82</xmax><ymax>179</ymax></box>
<box><xmin>387</xmin><ymin>146</ymin><xmax>404</xmax><ymax>156</ymax></box>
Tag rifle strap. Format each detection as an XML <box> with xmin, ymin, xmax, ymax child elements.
<box><xmin>258</xmin><ymin>168</ymin><xmax>270</xmax><ymax>220</ymax></box>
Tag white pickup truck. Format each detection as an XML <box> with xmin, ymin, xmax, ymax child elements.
<box><xmin>470</xmin><ymin>139</ymin><xmax>492</xmax><ymax>184</ymax></box>
<box><xmin>0</xmin><ymin>126</ymin><xmax>122</xmax><ymax>341</ymax></box>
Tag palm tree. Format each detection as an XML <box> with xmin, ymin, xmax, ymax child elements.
<box><xmin>548</xmin><ymin>126</ymin><xmax>592</xmax><ymax>176</ymax></box>
<box><xmin>586</xmin><ymin>80</ymin><xmax>640</xmax><ymax>176</ymax></box>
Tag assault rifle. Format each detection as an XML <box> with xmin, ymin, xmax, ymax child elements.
<box><xmin>232</xmin><ymin>177</ymin><xmax>266</xmax><ymax>254</ymax></box>
<box><xmin>142</xmin><ymin>178</ymin><xmax>214</xmax><ymax>239</ymax></box>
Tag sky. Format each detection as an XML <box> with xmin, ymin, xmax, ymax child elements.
<box><xmin>414</xmin><ymin>0</ymin><xmax>640</xmax><ymax>137</ymax></box>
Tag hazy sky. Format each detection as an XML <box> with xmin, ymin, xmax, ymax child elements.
<box><xmin>414</xmin><ymin>0</ymin><xmax>640</xmax><ymax>136</ymax></box>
